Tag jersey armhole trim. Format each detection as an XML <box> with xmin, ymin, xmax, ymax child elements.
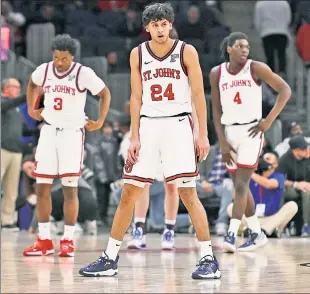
<box><xmin>41</xmin><ymin>62</ymin><xmax>49</xmax><ymax>87</ymax></box>
<box><xmin>138</xmin><ymin>44</ymin><xmax>142</xmax><ymax>72</ymax></box>
<box><xmin>180</xmin><ymin>42</ymin><xmax>188</xmax><ymax>76</ymax></box>
<box><xmin>250</xmin><ymin>62</ymin><xmax>261</xmax><ymax>86</ymax></box>
<box><xmin>76</xmin><ymin>65</ymin><xmax>87</xmax><ymax>93</ymax></box>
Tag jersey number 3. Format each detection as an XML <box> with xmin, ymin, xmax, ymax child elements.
<box><xmin>151</xmin><ymin>83</ymin><xmax>175</xmax><ymax>101</ymax></box>
<box><xmin>233</xmin><ymin>92</ymin><xmax>242</xmax><ymax>104</ymax></box>
<box><xmin>54</xmin><ymin>97</ymin><xmax>63</xmax><ymax>110</ymax></box>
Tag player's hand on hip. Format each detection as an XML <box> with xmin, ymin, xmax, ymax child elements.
<box><xmin>127</xmin><ymin>137</ymin><xmax>141</xmax><ymax>164</ymax></box>
<box><xmin>196</xmin><ymin>135</ymin><xmax>210</xmax><ymax>162</ymax></box>
<box><xmin>248</xmin><ymin>119</ymin><xmax>272</xmax><ymax>138</ymax></box>
<box><xmin>220</xmin><ymin>140</ymin><xmax>236</xmax><ymax>166</ymax></box>
<box><xmin>28</xmin><ymin>108</ymin><xmax>44</xmax><ymax>121</ymax></box>
<box><xmin>85</xmin><ymin>119</ymin><xmax>103</xmax><ymax>132</ymax></box>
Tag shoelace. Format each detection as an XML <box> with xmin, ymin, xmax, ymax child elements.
<box><xmin>87</xmin><ymin>256</ymin><xmax>107</xmax><ymax>267</ymax></box>
<box><xmin>196</xmin><ymin>255</ymin><xmax>216</xmax><ymax>270</ymax></box>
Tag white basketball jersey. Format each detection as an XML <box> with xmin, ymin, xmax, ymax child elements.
<box><xmin>218</xmin><ymin>59</ymin><xmax>262</xmax><ymax>125</ymax></box>
<box><xmin>41</xmin><ymin>62</ymin><xmax>87</xmax><ymax>128</ymax></box>
<box><xmin>140</xmin><ymin>40</ymin><xmax>192</xmax><ymax>117</ymax></box>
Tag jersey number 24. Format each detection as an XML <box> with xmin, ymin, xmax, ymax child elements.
<box><xmin>151</xmin><ymin>83</ymin><xmax>175</xmax><ymax>101</ymax></box>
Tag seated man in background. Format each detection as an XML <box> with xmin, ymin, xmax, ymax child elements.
<box><xmin>275</xmin><ymin>121</ymin><xmax>310</xmax><ymax>157</ymax></box>
<box><xmin>227</xmin><ymin>152</ymin><xmax>298</xmax><ymax>238</ymax></box>
<box><xmin>278</xmin><ymin>135</ymin><xmax>310</xmax><ymax>237</ymax></box>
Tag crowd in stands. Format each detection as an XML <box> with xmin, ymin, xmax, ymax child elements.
<box><xmin>1</xmin><ymin>0</ymin><xmax>310</xmax><ymax>239</ymax></box>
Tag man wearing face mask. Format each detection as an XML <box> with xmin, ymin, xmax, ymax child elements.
<box><xmin>278</xmin><ymin>135</ymin><xmax>310</xmax><ymax>237</ymax></box>
<box><xmin>227</xmin><ymin>152</ymin><xmax>298</xmax><ymax>237</ymax></box>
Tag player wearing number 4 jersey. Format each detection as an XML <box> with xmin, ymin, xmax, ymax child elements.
<box><xmin>80</xmin><ymin>2</ymin><xmax>221</xmax><ymax>280</ymax></box>
<box><xmin>23</xmin><ymin>34</ymin><xmax>111</xmax><ymax>257</ymax></box>
<box><xmin>210</xmin><ymin>32</ymin><xmax>291</xmax><ymax>252</ymax></box>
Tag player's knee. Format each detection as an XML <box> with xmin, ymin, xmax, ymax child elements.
<box><xmin>36</xmin><ymin>177</ymin><xmax>54</xmax><ymax>185</ymax></box>
<box><xmin>178</xmin><ymin>187</ymin><xmax>197</xmax><ymax>208</ymax></box>
<box><xmin>61</xmin><ymin>176</ymin><xmax>79</xmax><ymax>187</ymax></box>
<box><xmin>120</xmin><ymin>183</ymin><xmax>143</xmax><ymax>205</ymax></box>
<box><xmin>234</xmin><ymin>179</ymin><xmax>248</xmax><ymax>197</ymax></box>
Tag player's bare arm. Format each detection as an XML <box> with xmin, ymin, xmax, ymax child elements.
<box><xmin>26</xmin><ymin>76</ymin><xmax>43</xmax><ymax>121</ymax></box>
<box><xmin>210</xmin><ymin>66</ymin><xmax>236</xmax><ymax>165</ymax></box>
<box><xmin>183</xmin><ymin>44</ymin><xmax>209</xmax><ymax>161</ymax></box>
<box><xmin>248</xmin><ymin>61</ymin><xmax>291</xmax><ymax>137</ymax></box>
<box><xmin>85</xmin><ymin>86</ymin><xmax>111</xmax><ymax>132</ymax></box>
<box><xmin>191</xmin><ymin>102</ymin><xmax>199</xmax><ymax>139</ymax></box>
<box><xmin>127</xmin><ymin>47</ymin><xmax>143</xmax><ymax>164</ymax></box>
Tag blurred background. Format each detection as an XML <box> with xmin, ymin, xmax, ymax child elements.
<box><xmin>1</xmin><ymin>0</ymin><xmax>310</xmax><ymax>238</ymax></box>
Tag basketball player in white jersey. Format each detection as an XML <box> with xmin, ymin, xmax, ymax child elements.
<box><xmin>23</xmin><ymin>34</ymin><xmax>111</xmax><ymax>257</ymax></box>
<box><xmin>210</xmin><ymin>32</ymin><xmax>291</xmax><ymax>252</ymax></box>
<box><xmin>80</xmin><ymin>3</ymin><xmax>221</xmax><ymax>280</ymax></box>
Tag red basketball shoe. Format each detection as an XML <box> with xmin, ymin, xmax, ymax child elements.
<box><xmin>59</xmin><ymin>239</ymin><xmax>75</xmax><ymax>257</ymax></box>
<box><xmin>23</xmin><ymin>237</ymin><xmax>55</xmax><ymax>256</ymax></box>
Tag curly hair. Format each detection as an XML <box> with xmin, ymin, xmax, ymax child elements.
<box><xmin>142</xmin><ymin>2</ymin><xmax>174</xmax><ymax>26</ymax></box>
<box><xmin>51</xmin><ymin>34</ymin><xmax>77</xmax><ymax>56</ymax></box>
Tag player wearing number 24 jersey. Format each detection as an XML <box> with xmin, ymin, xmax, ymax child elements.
<box><xmin>80</xmin><ymin>2</ymin><xmax>221</xmax><ymax>280</ymax></box>
<box><xmin>210</xmin><ymin>32</ymin><xmax>291</xmax><ymax>253</ymax></box>
<box><xmin>23</xmin><ymin>34</ymin><xmax>111</xmax><ymax>258</ymax></box>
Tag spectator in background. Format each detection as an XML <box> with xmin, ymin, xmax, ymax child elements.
<box><xmin>293</xmin><ymin>0</ymin><xmax>310</xmax><ymax>33</ymax></box>
<box><xmin>116</xmin><ymin>8</ymin><xmax>142</xmax><ymax>37</ymax></box>
<box><xmin>261</xmin><ymin>137</ymin><xmax>275</xmax><ymax>157</ymax></box>
<box><xmin>227</xmin><ymin>153</ymin><xmax>298</xmax><ymax>237</ymax></box>
<box><xmin>295</xmin><ymin>20</ymin><xmax>310</xmax><ymax>67</ymax></box>
<box><xmin>254</xmin><ymin>0</ymin><xmax>291</xmax><ymax>78</ymax></box>
<box><xmin>1</xmin><ymin>78</ymin><xmax>25</xmax><ymax>231</ymax></box>
<box><xmin>177</xmin><ymin>5</ymin><xmax>206</xmax><ymax>40</ymax></box>
<box><xmin>278</xmin><ymin>135</ymin><xmax>310</xmax><ymax>237</ymax></box>
<box><xmin>0</xmin><ymin>0</ymin><xmax>26</xmax><ymax>50</ymax></box>
<box><xmin>94</xmin><ymin>121</ymin><xmax>121</xmax><ymax>226</ymax></box>
<box><xmin>275</xmin><ymin>121</ymin><xmax>310</xmax><ymax>157</ymax></box>
<box><xmin>26</xmin><ymin>3</ymin><xmax>65</xmax><ymax>34</ymax></box>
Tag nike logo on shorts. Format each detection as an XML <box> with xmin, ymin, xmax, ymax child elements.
<box><xmin>179</xmin><ymin>118</ymin><xmax>186</xmax><ymax>122</ymax></box>
<box><xmin>183</xmin><ymin>180</ymin><xmax>191</xmax><ymax>184</ymax></box>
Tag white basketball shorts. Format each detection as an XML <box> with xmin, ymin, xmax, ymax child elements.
<box><xmin>123</xmin><ymin>114</ymin><xmax>199</xmax><ymax>187</ymax></box>
<box><xmin>224</xmin><ymin>121</ymin><xmax>264</xmax><ymax>172</ymax></box>
<box><xmin>32</xmin><ymin>124</ymin><xmax>84</xmax><ymax>179</ymax></box>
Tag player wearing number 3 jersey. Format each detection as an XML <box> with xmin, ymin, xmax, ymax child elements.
<box><xmin>80</xmin><ymin>2</ymin><xmax>221</xmax><ymax>280</ymax></box>
<box><xmin>23</xmin><ymin>34</ymin><xmax>111</xmax><ymax>257</ymax></box>
<box><xmin>210</xmin><ymin>32</ymin><xmax>291</xmax><ymax>252</ymax></box>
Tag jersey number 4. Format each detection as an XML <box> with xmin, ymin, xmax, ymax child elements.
<box><xmin>233</xmin><ymin>92</ymin><xmax>242</xmax><ymax>104</ymax></box>
<box><xmin>151</xmin><ymin>83</ymin><xmax>175</xmax><ymax>101</ymax></box>
<box><xmin>54</xmin><ymin>97</ymin><xmax>63</xmax><ymax>110</ymax></box>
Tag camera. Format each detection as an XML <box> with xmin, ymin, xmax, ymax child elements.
<box><xmin>256</xmin><ymin>157</ymin><xmax>272</xmax><ymax>175</ymax></box>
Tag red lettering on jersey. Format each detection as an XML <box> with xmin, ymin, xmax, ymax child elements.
<box><xmin>50</xmin><ymin>85</ymin><xmax>76</xmax><ymax>95</ymax></box>
<box><xmin>145</xmin><ymin>68</ymin><xmax>181</xmax><ymax>80</ymax></box>
<box><xmin>221</xmin><ymin>80</ymin><xmax>252</xmax><ymax>92</ymax></box>
<box><xmin>143</xmin><ymin>70</ymin><xmax>152</xmax><ymax>81</ymax></box>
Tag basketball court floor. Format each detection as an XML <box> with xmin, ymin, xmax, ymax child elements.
<box><xmin>2</xmin><ymin>231</ymin><xmax>310</xmax><ymax>293</ymax></box>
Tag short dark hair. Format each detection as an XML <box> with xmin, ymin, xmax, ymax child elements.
<box><xmin>220</xmin><ymin>32</ymin><xmax>248</xmax><ymax>61</ymax></box>
<box><xmin>142</xmin><ymin>2</ymin><xmax>174</xmax><ymax>27</ymax></box>
<box><xmin>51</xmin><ymin>34</ymin><xmax>77</xmax><ymax>56</ymax></box>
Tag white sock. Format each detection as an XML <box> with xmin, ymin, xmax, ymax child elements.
<box><xmin>165</xmin><ymin>219</ymin><xmax>176</xmax><ymax>225</ymax></box>
<box><xmin>38</xmin><ymin>222</ymin><xmax>51</xmax><ymax>240</ymax></box>
<box><xmin>135</xmin><ymin>217</ymin><xmax>146</xmax><ymax>224</ymax></box>
<box><xmin>104</xmin><ymin>237</ymin><xmax>122</xmax><ymax>261</ymax></box>
<box><xmin>62</xmin><ymin>225</ymin><xmax>75</xmax><ymax>240</ymax></box>
<box><xmin>199</xmin><ymin>240</ymin><xmax>213</xmax><ymax>259</ymax></box>
<box><xmin>228</xmin><ymin>218</ymin><xmax>241</xmax><ymax>237</ymax></box>
<box><xmin>246</xmin><ymin>215</ymin><xmax>261</xmax><ymax>234</ymax></box>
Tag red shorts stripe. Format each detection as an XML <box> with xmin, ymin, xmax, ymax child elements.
<box><xmin>123</xmin><ymin>174</ymin><xmax>154</xmax><ymax>184</ymax></box>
